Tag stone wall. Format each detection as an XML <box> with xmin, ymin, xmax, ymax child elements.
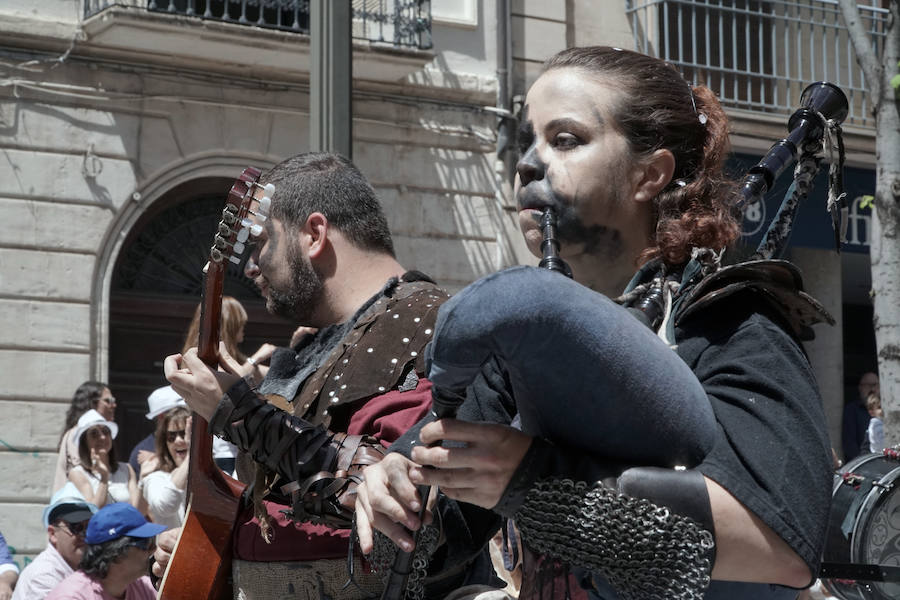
<box><xmin>0</xmin><ymin>0</ymin><xmax>525</xmax><ymax>565</ymax></box>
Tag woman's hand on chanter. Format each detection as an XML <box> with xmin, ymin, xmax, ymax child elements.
<box><xmin>409</xmin><ymin>419</ymin><xmax>533</xmax><ymax>510</ymax></box>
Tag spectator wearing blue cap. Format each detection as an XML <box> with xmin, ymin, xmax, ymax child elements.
<box><xmin>45</xmin><ymin>504</ymin><xmax>164</xmax><ymax>600</ymax></box>
<box><xmin>12</xmin><ymin>483</ymin><xmax>98</xmax><ymax>600</ymax></box>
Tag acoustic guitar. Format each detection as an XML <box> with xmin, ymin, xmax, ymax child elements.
<box><xmin>158</xmin><ymin>167</ymin><xmax>271</xmax><ymax>599</ymax></box>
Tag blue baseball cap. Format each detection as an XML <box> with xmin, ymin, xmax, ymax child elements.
<box><xmin>85</xmin><ymin>503</ymin><xmax>167</xmax><ymax>544</ymax></box>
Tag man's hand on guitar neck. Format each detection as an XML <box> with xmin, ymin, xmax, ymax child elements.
<box><xmin>164</xmin><ymin>343</ymin><xmax>243</xmax><ymax>421</ymax></box>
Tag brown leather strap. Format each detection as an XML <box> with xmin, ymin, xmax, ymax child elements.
<box><xmin>280</xmin><ymin>434</ymin><xmax>387</xmax><ymax>528</ymax></box>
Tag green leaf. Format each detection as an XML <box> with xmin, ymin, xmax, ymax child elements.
<box><xmin>859</xmin><ymin>195</ymin><xmax>875</xmax><ymax>210</ymax></box>
<box><xmin>892</xmin><ymin>73</ymin><xmax>900</xmax><ymax>90</ymax></box>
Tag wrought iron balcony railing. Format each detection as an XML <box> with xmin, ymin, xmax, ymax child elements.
<box><xmin>83</xmin><ymin>0</ymin><xmax>432</xmax><ymax>50</ymax></box>
<box><xmin>626</xmin><ymin>0</ymin><xmax>887</xmax><ymax>127</ymax></box>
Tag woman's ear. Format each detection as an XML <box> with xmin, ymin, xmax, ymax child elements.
<box><xmin>632</xmin><ymin>149</ymin><xmax>675</xmax><ymax>203</ymax></box>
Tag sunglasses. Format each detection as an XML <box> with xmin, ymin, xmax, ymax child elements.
<box><xmin>129</xmin><ymin>537</ymin><xmax>156</xmax><ymax>551</ymax></box>
<box><xmin>57</xmin><ymin>520</ymin><xmax>88</xmax><ymax>538</ymax></box>
<box><xmin>166</xmin><ymin>429</ymin><xmax>187</xmax><ymax>443</ymax></box>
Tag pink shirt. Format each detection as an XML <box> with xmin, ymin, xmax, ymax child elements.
<box><xmin>45</xmin><ymin>571</ymin><xmax>155</xmax><ymax>600</ymax></box>
<box><xmin>11</xmin><ymin>544</ymin><xmax>73</xmax><ymax>600</ymax></box>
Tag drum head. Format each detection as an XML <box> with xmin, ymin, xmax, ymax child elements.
<box><xmin>855</xmin><ymin>466</ymin><xmax>900</xmax><ymax>599</ymax></box>
<box><xmin>823</xmin><ymin>453</ymin><xmax>900</xmax><ymax>600</ymax></box>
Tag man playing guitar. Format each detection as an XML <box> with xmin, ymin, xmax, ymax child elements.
<box><xmin>162</xmin><ymin>153</ymin><xmax>496</xmax><ymax>599</ymax></box>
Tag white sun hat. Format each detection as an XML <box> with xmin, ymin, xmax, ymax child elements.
<box><xmin>75</xmin><ymin>408</ymin><xmax>119</xmax><ymax>446</ymax></box>
<box><xmin>145</xmin><ymin>385</ymin><xmax>187</xmax><ymax>420</ymax></box>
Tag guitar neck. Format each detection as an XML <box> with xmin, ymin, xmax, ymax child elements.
<box><xmin>190</xmin><ymin>261</ymin><xmax>226</xmax><ymax>485</ymax></box>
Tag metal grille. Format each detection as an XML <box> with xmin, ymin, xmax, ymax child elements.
<box><xmin>83</xmin><ymin>0</ymin><xmax>432</xmax><ymax>49</ymax></box>
<box><xmin>625</xmin><ymin>0</ymin><xmax>887</xmax><ymax>127</ymax></box>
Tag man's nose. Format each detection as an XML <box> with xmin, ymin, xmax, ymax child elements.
<box><xmin>516</xmin><ymin>146</ymin><xmax>545</xmax><ymax>187</ymax></box>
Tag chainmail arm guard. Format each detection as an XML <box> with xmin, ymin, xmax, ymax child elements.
<box><xmin>514</xmin><ymin>478</ymin><xmax>714</xmax><ymax>600</ymax></box>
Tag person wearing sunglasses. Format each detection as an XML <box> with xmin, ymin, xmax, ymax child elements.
<box><xmin>138</xmin><ymin>407</ymin><xmax>191</xmax><ymax>528</ymax></box>
<box><xmin>13</xmin><ymin>484</ymin><xmax>98</xmax><ymax>600</ymax></box>
<box><xmin>45</xmin><ymin>503</ymin><xmax>165</xmax><ymax>600</ymax></box>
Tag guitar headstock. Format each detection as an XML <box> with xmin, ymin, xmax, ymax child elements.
<box><xmin>198</xmin><ymin>166</ymin><xmax>275</xmax><ymax>363</ymax></box>
<box><xmin>209</xmin><ymin>166</ymin><xmax>275</xmax><ymax>268</ymax></box>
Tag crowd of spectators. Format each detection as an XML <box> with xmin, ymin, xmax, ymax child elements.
<box><xmin>3</xmin><ymin>295</ymin><xmax>279</xmax><ymax>599</ymax></box>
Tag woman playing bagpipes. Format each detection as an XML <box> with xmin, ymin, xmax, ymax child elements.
<box><xmin>353</xmin><ymin>46</ymin><xmax>835</xmax><ymax>600</ymax></box>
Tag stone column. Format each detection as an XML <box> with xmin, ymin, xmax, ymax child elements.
<box><xmin>790</xmin><ymin>246</ymin><xmax>844</xmax><ymax>457</ymax></box>
<box><xmin>310</xmin><ymin>0</ymin><xmax>352</xmax><ymax>157</ymax></box>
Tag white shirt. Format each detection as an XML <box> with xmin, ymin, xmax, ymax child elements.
<box><xmin>71</xmin><ymin>465</ymin><xmax>131</xmax><ymax>504</ymax></box>
<box><xmin>212</xmin><ymin>435</ymin><xmax>237</xmax><ymax>460</ymax></box>
<box><xmin>141</xmin><ymin>470</ymin><xmax>186</xmax><ymax>529</ymax></box>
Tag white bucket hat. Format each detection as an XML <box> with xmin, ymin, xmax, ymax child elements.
<box><xmin>145</xmin><ymin>385</ymin><xmax>187</xmax><ymax>420</ymax></box>
<box><xmin>75</xmin><ymin>408</ymin><xmax>118</xmax><ymax>446</ymax></box>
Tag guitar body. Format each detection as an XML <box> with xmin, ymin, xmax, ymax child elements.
<box><xmin>158</xmin><ymin>167</ymin><xmax>264</xmax><ymax>600</ymax></box>
<box><xmin>158</xmin><ymin>466</ymin><xmax>245</xmax><ymax>599</ymax></box>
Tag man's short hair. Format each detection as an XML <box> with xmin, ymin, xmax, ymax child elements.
<box><xmin>261</xmin><ymin>152</ymin><xmax>395</xmax><ymax>256</ymax></box>
<box><xmin>79</xmin><ymin>537</ymin><xmax>137</xmax><ymax>579</ymax></box>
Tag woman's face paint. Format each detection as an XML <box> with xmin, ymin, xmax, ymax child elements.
<box><xmin>514</xmin><ymin>68</ymin><xmax>642</xmax><ymax>264</ymax></box>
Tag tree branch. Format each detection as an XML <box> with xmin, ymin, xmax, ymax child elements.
<box><xmin>837</xmin><ymin>0</ymin><xmax>881</xmax><ymax>98</ymax></box>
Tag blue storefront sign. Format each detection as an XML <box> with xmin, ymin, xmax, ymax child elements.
<box><xmin>731</xmin><ymin>152</ymin><xmax>875</xmax><ymax>254</ymax></box>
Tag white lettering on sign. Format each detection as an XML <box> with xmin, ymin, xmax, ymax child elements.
<box><xmin>741</xmin><ymin>197</ymin><xmax>766</xmax><ymax>237</ymax></box>
<box><xmin>847</xmin><ymin>196</ymin><xmax>871</xmax><ymax>246</ymax></box>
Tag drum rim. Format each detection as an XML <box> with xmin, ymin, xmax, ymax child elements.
<box><xmin>824</xmin><ymin>453</ymin><xmax>900</xmax><ymax>599</ymax></box>
<box><xmin>834</xmin><ymin>453</ymin><xmax>894</xmax><ymax>494</ymax></box>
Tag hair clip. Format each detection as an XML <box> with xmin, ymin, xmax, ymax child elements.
<box><xmin>698</xmin><ymin>113</ymin><xmax>708</xmax><ymax>125</ymax></box>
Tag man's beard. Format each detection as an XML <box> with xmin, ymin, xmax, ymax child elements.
<box><xmin>266</xmin><ymin>246</ymin><xmax>324</xmax><ymax>324</ymax></box>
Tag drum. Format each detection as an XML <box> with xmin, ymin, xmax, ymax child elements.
<box><xmin>822</xmin><ymin>452</ymin><xmax>900</xmax><ymax>600</ymax></box>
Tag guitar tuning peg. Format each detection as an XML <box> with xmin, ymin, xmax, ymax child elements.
<box><xmin>229</xmin><ymin>255</ymin><xmax>241</xmax><ymax>265</ymax></box>
<box><xmin>250</xmin><ymin>223</ymin><xmax>263</xmax><ymax>237</ymax></box>
<box><xmin>233</xmin><ymin>241</ymin><xmax>245</xmax><ymax>254</ymax></box>
<box><xmin>237</xmin><ymin>227</ymin><xmax>250</xmax><ymax>243</ymax></box>
<box><xmin>259</xmin><ymin>195</ymin><xmax>271</xmax><ymax>215</ymax></box>
<box><xmin>263</xmin><ymin>183</ymin><xmax>275</xmax><ymax>197</ymax></box>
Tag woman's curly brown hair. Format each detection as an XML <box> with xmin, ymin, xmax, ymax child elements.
<box><xmin>544</xmin><ymin>47</ymin><xmax>742</xmax><ymax>266</ymax></box>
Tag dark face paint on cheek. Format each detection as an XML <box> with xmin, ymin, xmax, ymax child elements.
<box><xmin>558</xmin><ymin>208</ymin><xmax>623</xmax><ymax>259</ymax></box>
<box><xmin>519</xmin><ymin>177</ymin><xmax>624</xmax><ymax>260</ymax></box>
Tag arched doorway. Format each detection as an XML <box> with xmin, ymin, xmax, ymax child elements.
<box><xmin>108</xmin><ymin>176</ymin><xmax>293</xmax><ymax>458</ymax></box>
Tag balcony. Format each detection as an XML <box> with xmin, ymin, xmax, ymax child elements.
<box><xmin>625</xmin><ymin>0</ymin><xmax>887</xmax><ymax>128</ymax></box>
<box><xmin>84</xmin><ymin>0</ymin><xmax>433</xmax><ymax>49</ymax></box>
<box><xmin>79</xmin><ymin>0</ymin><xmax>433</xmax><ymax>83</ymax></box>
